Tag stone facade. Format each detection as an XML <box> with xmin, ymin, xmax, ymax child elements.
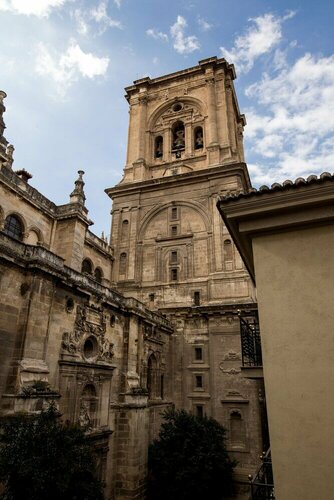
<box><xmin>0</xmin><ymin>57</ymin><xmax>264</xmax><ymax>499</ymax></box>
<box><xmin>106</xmin><ymin>57</ymin><xmax>263</xmax><ymax>481</ymax></box>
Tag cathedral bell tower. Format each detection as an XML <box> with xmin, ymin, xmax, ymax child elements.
<box><xmin>106</xmin><ymin>57</ymin><xmax>262</xmax><ymax>478</ymax></box>
<box><xmin>121</xmin><ymin>56</ymin><xmax>246</xmax><ymax>184</ymax></box>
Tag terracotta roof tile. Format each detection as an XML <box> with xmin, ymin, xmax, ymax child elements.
<box><xmin>219</xmin><ymin>172</ymin><xmax>334</xmax><ymax>202</ymax></box>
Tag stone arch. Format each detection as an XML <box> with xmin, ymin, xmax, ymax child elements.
<box><xmin>147</xmin><ymin>352</ymin><xmax>159</xmax><ymax>399</ymax></box>
<box><xmin>138</xmin><ymin>200</ymin><xmax>212</xmax><ymax>241</ymax></box>
<box><xmin>26</xmin><ymin>225</ymin><xmax>43</xmax><ymax>245</ymax></box>
<box><xmin>161</xmin><ymin>245</ymin><xmax>187</xmax><ymax>282</ymax></box>
<box><xmin>79</xmin><ymin>383</ymin><xmax>98</xmax><ymax>429</ymax></box>
<box><xmin>148</xmin><ymin>96</ymin><xmax>207</xmax><ymax>131</ymax></box>
<box><xmin>82</xmin><ymin>257</ymin><xmax>93</xmax><ymax>275</ymax></box>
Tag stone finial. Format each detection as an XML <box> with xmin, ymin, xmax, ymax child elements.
<box><xmin>0</xmin><ymin>90</ymin><xmax>7</xmax><ymax>138</ymax></box>
<box><xmin>0</xmin><ymin>90</ymin><xmax>7</xmax><ymax>105</ymax></box>
<box><xmin>5</xmin><ymin>144</ymin><xmax>14</xmax><ymax>167</ymax></box>
<box><xmin>70</xmin><ymin>170</ymin><xmax>86</xmax><ymax>205</ymax></box>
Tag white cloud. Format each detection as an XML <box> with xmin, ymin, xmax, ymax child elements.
<box><xmin>35</xmin><ymin>40</ymin><xmax>109</xmax><ymax>97</ymax></box>
<box><xmin>72</xmin><ymin>1</ymin><xmax>122</xmax><ymax>36</ymax></box>
<box><xmin>170</xmin><ymin>15</ymin><xmax>200</xmax><ymax>54</ymax></box>
<box><xmin>91</xmin><ymin>1</ymin><xmax>122</xmax><ymax>30</ymax></box>
<box><xmin>0</xmin><ymin>0</ymin><xmax>68</xmax><ymax>17</ymax></box>
<box><xmin>220</xmin><ymin>12</ymin><xmax>295</xmax><ymax>73</ymax></box>
<box><xmin>146</xmin><ymin>28</ymin><xmax>168</xmax><ymax>42</ymax></box>
<box><xmin>244</xmin><ymin>52</ymin><xmax>334</xmax><ymax>184</ymax></box>
<box><xmin>197</xmin><ymin>16</ymin><xmax>212</xmax><ymax>32</ymax></box>
<box><xmin>114</xmin><ymin>0</ymin><xmax>122</xmax><ymax>7</ymax></box>
<box><xmin>73</xmin><ymin>9</ymin><xmax>89</xmax><ymax>36</ymax></box>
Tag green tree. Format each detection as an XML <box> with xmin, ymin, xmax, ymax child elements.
<box><xmin>148</xmin><ymin>409</ymin><xmax>236</xmax><ymax>500</ymax></box>
<box><xmin>0</xmin><ymin>404</ymin><xmax>104</xmax><ymax>500</ymax></box>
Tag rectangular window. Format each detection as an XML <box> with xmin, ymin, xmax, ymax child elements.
<box><xmin>195</xmin><ymin>347</ymin><xmax>203</xmax><ymax>361</ymax></box>
<box><xmin>149</xmin><ymin>293</ymin><xmax>155</xmax><ymax>302</ymax></box>
<box><xmin>171</xmin><ymin>207</ymin><xmax>178</xmax><ymax>220</ymax></box>
<box><xmin>194</xmin><ymin>291</ymin><xmax>200</xmax><ymax>306</ymax></box>
<box><xmin>171</xmin><ymin>250</ymin><xmax>178</xmax><ymax>263</ymax></box>
<box><xmin>195</xmin><ymin>375</ymin><xmax>203</xmax><ymax>388</ymax></box>
<box><xmin>171</xmin><ymin>268</ymin><xmax>178</xmax><ymax>281</ymax></box>
<box><xmin>171</xmin><ymin>225</ymin><xmax>178</xmax><ymax>237</ymax></box>
<box><xmin>196</xmin><ymin>405</ymin><xmax>204</xmax><ymax>418</ymax></box>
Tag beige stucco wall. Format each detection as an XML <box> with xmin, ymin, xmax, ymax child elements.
<box><xmin>253</xmin><ymin>225</ymin><xmax>334</xmax><ymax>500</ymax></box>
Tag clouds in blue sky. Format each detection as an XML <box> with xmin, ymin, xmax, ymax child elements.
<box><xmin>1</xmin><ymin>0</ymin><xmax>334</xmax><ymax>235</ymax></box>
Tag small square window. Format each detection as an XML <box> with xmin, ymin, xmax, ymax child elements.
<box><xmin>194</xmin><ymin>291</ymin><xmax>200</xmax><ymax>306</ymax></box>
<box><xmin>195</xmin><ymin>347</ymin><xmax>203</xmax><ymax>361</ymax></box>
<box><xmin>171</xmin><ymin>268</ymin><xmax>178</xmax><ymax>281</ymax></box>
<box><xmin>195</xmin><ymin>375</ymin><xmax>203</xmax><ymax>388</ymax></box>
<box><xmin>171</xmin><ymin>225</ymin><xmax>178</xmax><ymax>237</ymax></box>
<box><xmin>171</xmin><ymin>250</ymin><xmax>178</xmax><ymax>263</ymax></box>
<box><xmin>196</xmin><ymin>405</ymin><xmax>204</xmax><ymax>418</ymax></box>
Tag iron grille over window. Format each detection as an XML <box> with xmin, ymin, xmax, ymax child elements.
<box><xmin>3</xmin><ymin>215</ymin><xmax>23</xmax><ymax>241</ymax></box>
<box><xmin>239</xmin><ymin>314</ymin><xmax>262</xmax><ymax>367</ymax></box>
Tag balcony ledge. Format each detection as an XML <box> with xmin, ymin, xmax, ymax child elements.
<box><xmin>240</xmin><ymin>366</ymin><xmax>263</xmax><ymax>379</ymax></box>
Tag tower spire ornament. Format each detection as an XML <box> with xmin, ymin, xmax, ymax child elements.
<box><xmin>70</xmin><ymin>170</ymin><xmax>86</xmax><ymax>205</ymax></box>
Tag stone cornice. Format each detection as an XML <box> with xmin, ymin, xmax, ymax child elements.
<box><xmin>125</xmin><ymin>57</ymin><xmax>235</xmax><ymax>96</ymax></box>
<box><xmin>105</xmin><ymin>162</ymin><xmax>251</xmax><ymax>198</ymax></box>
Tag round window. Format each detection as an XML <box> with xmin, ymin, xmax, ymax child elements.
<box><xmin>83</xmin><ymin>336</ymin><xmax>98</xmax><ymax>359</ymax></box>
<box><xmin>172</xmin><ymin>103</ymin><xmax>183</xmax><ymax>112</ymax></box>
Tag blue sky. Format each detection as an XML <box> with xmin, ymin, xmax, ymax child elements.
<box><xmin>1</xmin><ymin>0</ymin><xmax>334</xmax><ymax>237</ymax></box>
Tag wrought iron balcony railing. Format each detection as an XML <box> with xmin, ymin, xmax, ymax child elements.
<box><xmin>249</xmin><ymin>449</ymin><xmax>275</xmax><ymax>500</ymax></box>
<box><xmin>239</xmin><ymin>313</ymin><xmax>262</xmax><ymax>367</ymax></box>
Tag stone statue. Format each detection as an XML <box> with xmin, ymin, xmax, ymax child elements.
<box><xmin>79</xmin><ymin>401</ymin><xmax>91</xmax><ymax>430</ymax></box>
<box><xmin>173</xmin><ymin>129</ymin><xmax>185</xmax><ymax>149</ymax></box>
<box><xmin>195</xmin><ymin>129</ymin><xmax>203</xmax><ymax>149</ymax></box>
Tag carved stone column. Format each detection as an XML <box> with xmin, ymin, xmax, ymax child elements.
<box><xmin>206</xmin><ymin>77</ymin><xmax>218</xmax><ymax>146</ymax></box>
<box><xmin>163</xmin><ymin>128</ymin><xmax>170</xmax><ymax>161</ymax></box>
<box><xmin>185</xmin><ymin>122</ymin><xmax>192</xmax><ymax>157</ymax></box>
<box><xmin>225</xmin><ymin>77</ymin><xmax>237</xmax><ymax>154</ymax></box>
<box><xmin>137</xmin><ymin>94</ymin><xmax>148</xmax><ymax>160</ymax></box>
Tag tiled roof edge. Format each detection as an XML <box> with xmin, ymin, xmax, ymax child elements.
<box><xmin>219</xmin><ymin>172</ymin><xmax>334</xmax><ymax>202</ymax></box>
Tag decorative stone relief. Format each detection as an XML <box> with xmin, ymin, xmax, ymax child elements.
<box><xmin>62</xmin><ymin>305</ymin><xmax>114</xmax><ymax>363</ymax></box>
<box><xmin>223</xmin><ymin>350</ymin><xmax>241</xmax><ymax>361</ymax></box>
<box><xmin>219</xmin><ymin>362</ymin><xmax>241</xmax><ymax>375</ymax></box>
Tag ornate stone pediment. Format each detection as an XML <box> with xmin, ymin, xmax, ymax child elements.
<box><xmin>62</xmin><ymin>305</ymin><xmax>114</xmax><ymax>363</ymax></box>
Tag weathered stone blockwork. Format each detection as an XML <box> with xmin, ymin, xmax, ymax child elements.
<box><xmin>0</xmin><ymin>57</ymin><xmax>265</xmax><ymax>499</ymax></box>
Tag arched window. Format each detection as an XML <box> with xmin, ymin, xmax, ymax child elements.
<box><xmin>121</xmin><ymin>220</ymin><xmax>129</xmax><ymax>240</ymax></box>
<box><xmin>3</xmin><ymin>214</ymin><xmax>23</xmax><ymax>241</ymax></box>
<box><xmin>224</xmin><ymin>239</ymin><xmax>233</xmax><ymax>261</ymax></box>
<box><xmin>155</xmin><ymin>136</ymin><xmax>163</xmax><ymax>158</ymax></box>
<box><xmin>119</xmin><ymin>252</ymin><xmax>127</xmax><ymax>275</ymax></box>
<box><xmin>147</xmin><ymin>353</ymin><xmax>158</xmax><ymax>399</ymax></box>
<box><xmin>82</xmin><ymin>258</ymin><xmax>93</xmax><ymax>274</ymax></box>
<box><xmin>194</xmin><ymin>126</ymin><xmax>204</xmax><ymax>150</ymax></box>
<box><xmin>172</xmin><ymin>121</ymin><xmax>185</xmax><ymax>151</ymax></box>
<box><xmin>94</xmin><ymin>267</ymin><xmax>103</xmax><ymax>283</ymax></box>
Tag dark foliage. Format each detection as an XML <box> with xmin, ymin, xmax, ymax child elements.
<box><xmin>0</xmin><ymin>404</ymin><xmax>104</xmax><ymax>500</ymax></box>
<box><xmin>148</xmin><ymin>409</ymin><xmax>236</xmax><ymax>500</ymax></box>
